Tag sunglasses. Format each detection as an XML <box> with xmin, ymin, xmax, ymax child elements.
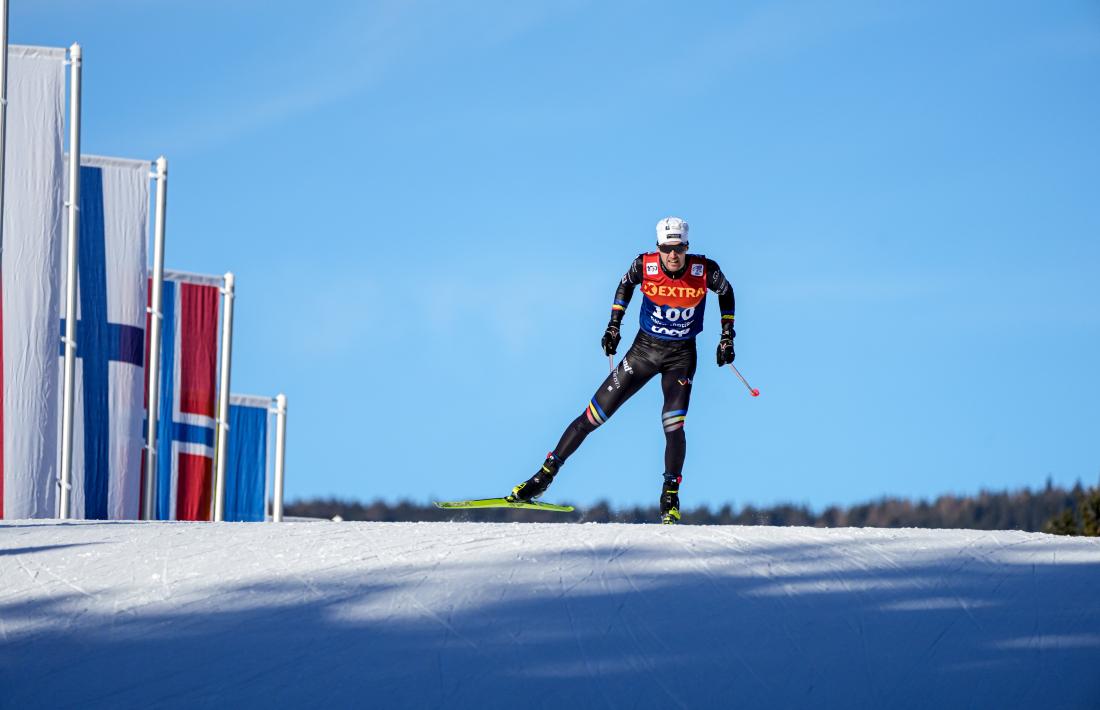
<box><xmin>658</xmin><ymin>243</ymin><xmax>689</xmax><ymax>254</ymax></box>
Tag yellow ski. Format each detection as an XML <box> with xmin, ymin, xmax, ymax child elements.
<box><xmin>433</xmin><ymin>497</ymin><xmax>574</xmax><ymax>512</ymax></box>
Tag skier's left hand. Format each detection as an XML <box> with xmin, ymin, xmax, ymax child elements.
<box><xmin>602</xmin><ymin>324</ymin><xmax>621</xmax><ymax>356</ymax></box>
<box><xmin>716</xmin><ymin>326</ymin><xmax>735</xmax><ymax>366</ymax></box>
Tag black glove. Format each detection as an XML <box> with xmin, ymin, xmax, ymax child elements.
<box><xmin>716</xmin><ymin>325</ymin><xmax>735</xmax><ymax>366</ymax></box>
<box><xmin>602</xmin><ymin>323</ymin><xmax>621</xmax><ymax>356</ymax></box>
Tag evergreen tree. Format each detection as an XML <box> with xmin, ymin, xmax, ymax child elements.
<box><xmin>1080</xmin><ymin>487</ymin><xmax>1100</xmax><ymax>537</ymax></box>
<box><xmin>1041</xmin><ymin>482</ymin><xmax>1100</xmax><ymax>537</ymax></box>
<box><xmin>1043</xmin><ymin>508</ymin><xmax>1079</xmax><ymax>536</ymax></box>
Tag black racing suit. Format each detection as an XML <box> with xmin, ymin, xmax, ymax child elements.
<box><xmin>549</xmin><ymin>254</ymin><xmax>735</xmax><ymax>481</ymax></box>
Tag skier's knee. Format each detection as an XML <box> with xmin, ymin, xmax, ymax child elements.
<box><xmin>662</xmin><ymin>409</ymin><xmax>687</xmax><ymax>433</ymax></box>
<box><xmin>584</xmin><ymin>398</ymin><xmax>609</xmax><ymax>429</ymax></box>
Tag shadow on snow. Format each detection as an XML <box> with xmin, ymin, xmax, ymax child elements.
<box><xmin>1</xmin><ymin>533</ymin><xmax>1098</xmax><ymax>709</ymax></box>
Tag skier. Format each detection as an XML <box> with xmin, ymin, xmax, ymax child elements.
<box><xmin>508</xmin><ymin>217</ymin><xmax>736</xmax><ymax>524</ymax></box>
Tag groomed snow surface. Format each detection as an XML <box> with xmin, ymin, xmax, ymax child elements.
<box><xmin>2</xmin><ymin>521</ymin><xmax>1099</xmax><ymax>709</ymax></box>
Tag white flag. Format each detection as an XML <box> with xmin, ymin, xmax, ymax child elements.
<box><xmin>1</xmin><ymin>46</ymin><xmax>67</xmax><ymax>520</ymax></box>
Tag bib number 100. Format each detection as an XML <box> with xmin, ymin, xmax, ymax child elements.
<box><xmin>653</xmin><ymin>305</ymin><xmax>695</xmax><ymax>322</ymax></box>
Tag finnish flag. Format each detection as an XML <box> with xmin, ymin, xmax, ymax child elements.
<box><xmin>59</xmin><ymin>156</ymin><xmax>150</xmax><ymax>520</ymax></box>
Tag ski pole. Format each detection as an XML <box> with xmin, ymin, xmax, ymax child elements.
<box><xmin>728</xmin><ymin>363</ymin><xmax>760</xmax><ymax>397</ymax></box>
<box><xmin>608</xmin><ymin>354</ymin><xmax>615</xmax><ymax>373</ymax></box>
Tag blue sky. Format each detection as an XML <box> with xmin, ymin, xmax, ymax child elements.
<box><xmin>13</xmin><ymin>1</ymin><xmax>1100</xmax><ymax>509</ymax></box>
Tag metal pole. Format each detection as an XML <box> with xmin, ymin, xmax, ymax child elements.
<box><xmin>0</xmin><ymin>0</ymin><xmax>10</xmax><ymax>249</ymax></box>
<box><xmin>0</xmin><ymin>3</ymin><xmax>7</xmax><ymax>510</ymax></box>
<box><xmin>727</xmin><ymin>363</ymin><xmax>760</xmax><ymax>398</ymax></box>
<box><xmin>272</xmin><ymin>393</ymin><xmax>287</xmax><ymax>523</ymax></box>
<box><xmin>58</xmin><ymin>43</ymin><xmax>82</xmax><ymax>519</ymax></box>
<box><xmin>142</xmin><ymin>157</ymin><xmax>168</xmax><ymax>520</ymax></box>
<box><xmin>212</xmin><ymin>272</ymin><xmax>235</xmax><ymax>522</ymax></box>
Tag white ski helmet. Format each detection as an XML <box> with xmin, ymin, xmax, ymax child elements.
<box><xmin>656</xmin><ymin>216</ymin><xmax>689</xmax><ymax>246</ymax></box>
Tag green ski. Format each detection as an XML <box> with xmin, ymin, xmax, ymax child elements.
<box><xmin>433</xmin><ymin>497</ymin><xmax>574</xmax><ymax>513</ymax></box>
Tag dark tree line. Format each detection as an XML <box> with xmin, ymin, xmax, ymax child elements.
<box><xmin>285</xmin><ymin>479</ymin><xmax>1100</xmax><ymax>534</ymax></box>
<box><xmin>1043</xmin><ymin>483</ymin><xmax>1100</xmax><ymax>536</ymax></box>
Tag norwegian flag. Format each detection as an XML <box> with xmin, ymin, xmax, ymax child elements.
<box><xmin>143</xmin><ymin>272</ymin><xmax>221</xmax><ymax>521</ymax></box>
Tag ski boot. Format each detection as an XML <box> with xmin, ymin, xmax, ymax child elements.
<box><xmin>660</xmin><ymin>472</ymin><xmax>682</xmax><ymax>525</ymax></box>
<box><xmin>507</xmin><ymin>453</ymin><xmax>562</xmax><ymax>502</ymax></box>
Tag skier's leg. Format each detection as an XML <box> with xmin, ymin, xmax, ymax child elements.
<box><xmin>658</xmin><ymin>355</ymin><xmax>696</xmax><ymax>522</ymax></box>
<box><xmin>659</xmin><ymin>370</ymin><xmax>695</xmax><ymax>477</ymax></box>
<box><xmin>510</xmin><ymin>345</ymin><xmax>657</xmax><ymax>501</ymax></box>
<box><xmin>552</xmin><ymin>348</ymin><xmax>657</xmax><ymax>461</ymax></box>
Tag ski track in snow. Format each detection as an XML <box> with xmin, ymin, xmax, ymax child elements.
<box><xmin>1</xmin><ymin>521</ymin><xmax>1099</xmax><ymax>709</ymax></box>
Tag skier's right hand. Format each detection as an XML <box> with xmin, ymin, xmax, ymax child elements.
<box><xmin>716</xmin><ymin>326</ymin><xmax>735</xmax><ymax>366</ymax></box>
<box><xmin>601</xmin><ymin>324</ymin><xmax>621</xmax><ymax>356</ymax></box>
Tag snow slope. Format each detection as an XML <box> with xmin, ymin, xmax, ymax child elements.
<box><xmin>2</xmin><ymin>521</ymin><xmax>1098</xmax><ymax>709</ymax></box>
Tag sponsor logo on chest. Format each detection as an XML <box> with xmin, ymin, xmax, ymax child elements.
<box><xmin>641</xmin><ymin>282</ymin><xmax>706</xmax><ymax>300</ymax></box>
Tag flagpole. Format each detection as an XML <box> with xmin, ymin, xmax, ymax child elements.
<box><xmin>0</xmin><ymin>1</ymin><xmax>7</xmax><ymax>518</ymax></box>
<box><xmin>272</xmin><ymin>393</ymin><xmax>287</xmax><ymax>523</ymax></box>
<box><xmin>0</xmin><ymin>0</ymin><xmax>10</xmax><ymax>247</ymax></box>
<box><xmin>212</xmin><ymin>271</ymin><xmax>235</xmax><ymax>522</ymax></box>
<box><xmin>142</xmin><ymin>156</ymin><xmax>167</xmax><ymax>520</ymax></box>
<box><xmin>58</xmin><ymin>42</ymin><xmax>82</xmax><ymax>520</ymax></box>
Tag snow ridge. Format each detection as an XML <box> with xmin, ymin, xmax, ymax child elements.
<box><xmin>1</xmin><ymin>521</ymin><xmax>1098</xmax><ymax>709</ymax></box>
